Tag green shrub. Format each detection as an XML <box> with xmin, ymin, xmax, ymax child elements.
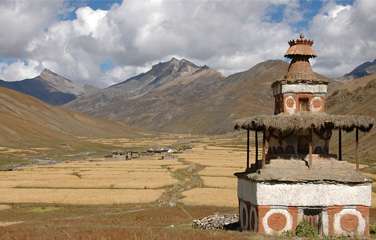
<box><xmin>281</xmin><ymin>230</ymin><xmax>294</xmax><ymax>239</ymax></box>
<box><xmin>295</xmin><ymin>221</ymin><xmax>318</xmax><ymax>238</ymax></box>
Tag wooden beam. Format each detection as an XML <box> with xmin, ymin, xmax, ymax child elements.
<box><xmin>263</xmin><ymin>130</ymin><xmax>269</xmax><ymax>168</ymax></box>
<box><xmin>246</xmin><ymin>129</ymin><xmax>250</xmax><ymax>171</ymax></box>
<box><xmin>338</xmin><ymin>128</ymin><xmax>342</xmax><ymax>161</ymax></box>
<box><xmin>309</xmin><ymin>127</ymin><xmax>313</xmax><ymax>168</ymax></box>
<box><xmin>255</xmin><ymin>130</ymin><xmax>258</xmax><ymax>167</ymax></box>
<box><xmin>262</xmin><ymin>130</ymin><xmax>266</xmax><ymax>169</ymax></box>
<box><xmin>356</xmin><ymin>127</ymin><xmax>359</xmax><ymax>171</ymax></box>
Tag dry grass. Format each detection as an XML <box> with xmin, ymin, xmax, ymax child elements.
<box><xmin>0</xmin><ymin>158</ymin><xmax>185</xmax><ymax>204</ymax></box>
<box><xmin>179</xmin><ymin>144</ymin><xmax>246</xmax><ymax>168</ymax></box>
<box><xmin>86</xmin><ymin>135</ymin><xmax>187</xmax><ymax>149</ymax></box>
<box><xmin>177</xmin><ymin>143</ymin><xmax>253</xmax><ymax>207</ymax></box>
<box><xmin>181</xmin><ymin>188</ymin><xmax>237</xmax><ymax>207</ymax></box>
<box><xmin>0</xmin><ymin>221</ymin><xmax>23</xmax><ymax>227</ymax></box>
<box><xmin>0</xmin><ymin>205</ymin><xmax>251</xmax><ymax>240</ymax></box>
<box><xmin>201</xmin><ymin>176</ymin><xmax>236</xmax><ymax>189</ymax></box>
<box><xmin>0</xmin><ymin>147</ymin><xmax>38</xmax><ymax>154</ymax></box>
<box><xmin>0</xmin><ymin>205</ymin><xmax>11</xmax><ymax>211</ymax></box>
<box><xmin>0</xmin><ymin>138</ymin><xmax>247</xmax><ymax>208</ymax></box>
<box><xmin>0</xmin><ymin>135</ymin><xmax>374</xmax><ymax>239</ymax></box>
<box><xmin>0</xmin><ymin>188</ymin><xmax>163</xmax><ymax>205</ymax></box>
<box><xmin>199</xmin><ymin>167</ymin><xmax>244</xmax><ymax>177</ymax></box>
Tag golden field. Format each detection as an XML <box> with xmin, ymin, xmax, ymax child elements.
<box><xmin>0</xmin><ymin>138</ymin><xmax>248</xmax><ymax>207</ymax></box>
<box><xmin>0</xmin><ymin>134</ymin><xmax>374</xmax><ymax>240</ymax></box>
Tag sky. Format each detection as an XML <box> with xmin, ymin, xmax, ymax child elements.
<box><xmin>0</xmin><ymin>0</ymin><xmax>375</xmax><ymax>87</ymax></box>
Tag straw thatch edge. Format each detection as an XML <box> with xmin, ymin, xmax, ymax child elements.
<box><xmin>234</xmin><ymin>113</ymin><xmax>375</xmax><ymax>132</ymax></box>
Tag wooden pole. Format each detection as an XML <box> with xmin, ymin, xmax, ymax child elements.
<box><xmin>356</xmin><ymin>127</ymin><xmax>359</xmax><ymax>171</ymax></box>
<box><xmin>309</xmin><ymin>127</ymin><xmax>313</xmax><ymax>168</ymax></box>
<box><xmin>255</xmin><ymin>131</ymin><xmax>259</xmax><ymax>167</ymax></box>
<box><xmin>246</xmin><ymin>129</ymin><xmax>250</xmax><ymax>171</ymax></box>
<box><xmin>262</xmin><ymin>130</ymin><xmax>266</xmax><ymax>169</ymax></box>
<box><xmin>338</xmin><ymin>128</ymin><xmax>342</xmax><ymax>161</ymax></box>
<box><xmin>264</xmin><ymin>130</ymin><xmax>269</xmax><ymax>167</ymax></box>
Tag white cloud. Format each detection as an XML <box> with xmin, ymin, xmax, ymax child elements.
<box><xmin>309</xmin><ymin>0</ymin><xmax>376</xmax><ymax>76</ymax></box>
<box><xmin>0</xmin><ymin>0</ymin><xmax>63</xmax><ymax>58</ymax></box>
<box><xmin>0</xmin><ymin>60</ymin><xmax>42</xmax><ymax>81</ymax></box>
<box><xmin>0</xmin><ymin>0</ymin><xmax>375</xmax><ymax>86</ymax></box>
<box><xmin>1</xmin><ymin>0</ymin><xmax>297</xmax><ymax>86</ymax></box>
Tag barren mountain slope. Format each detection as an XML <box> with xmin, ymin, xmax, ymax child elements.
<box><xmin>0</xmin><ymin>87</ymin><xmax>134</xmax><ymax>146</ymax></box>
<box><xmin>344</xmin><ymin>59</ymin><xmax>376</xmax><ymax>79</ymax></box>
<box><xmin>327</xmin><ymin>75</ymin><xmax>376</xmax><ymax>163</ymax></box>
<box><xmin>0</xmin><ymin>69</ymin><xmax>95</xmax><ymax>105</ymax></box>
<box><xmin>68</xmin><ymin>59</ymin><xmax>291</xmax><ymax>134</ymax></box>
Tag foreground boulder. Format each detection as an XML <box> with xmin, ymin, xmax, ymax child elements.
<box><xmin>192</xmin><ymin>214</ymin><xmax>239</xmax><ymax>230</ymax></box>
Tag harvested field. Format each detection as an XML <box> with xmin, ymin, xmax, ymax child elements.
<box><xmin>181</xmin><ymin>188</ymin><xmax>238</xmax><ymax>207</ymax></box>
<box><xmin>0</xmin><ymin>205</ymin><xmax>11</xmax><ymax>211</ymax></box>
<box><xmin>0</xmin><ymin>188</ymin><xmax>163</xmax><ymax>205</ymax></box>
<box><xmin>180</xmin><ymin>145</ymin><xmax>245</xmax><ymax>168</ymax></box>
<box><xmin>178</xmin><ymin>143</ymin><xmax>249</xmax><ymax>207</ymax></box>
<box><xmin>0</xmin><ymin>159</ymin><xmax>183</xmax><ymax>205</ymax></box>
<box><xmin>0</xmin><ymin>135</ymin><xmax>375</xmax><ymax>239</ymax></box>
<box><xmin>201</xmin><ymin>176</ymin><xmax>236</xmax><ymax>189</ymax></box>
<box><xmin>0</xmin><ymin>139</ymin><xmax>248</xmax><ymax>207</ymax></box>
<box><xmin>199</xmin><ymin>167</ymin><xmax>244</xmax><ymax>177</ymax></box>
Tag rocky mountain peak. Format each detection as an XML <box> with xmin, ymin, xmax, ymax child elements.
<box><xmin>39</xmin><ymin>68</ymin><xmax>73</xmax><ymax>84</ymax></box>
<box><xmin>40</xmin><ymin>68</ymin><xmax>62</xmax><ymax>80</ymax></box>
<box><xmin>344</xmin><ymin>59</ymin><xmax>376</xmax><ymax>79</ymax></box>
<box><xmin>151</xmin><ymin>58</ymin><xmax>200</xmax><ymax>73</ymax></box>
<box><xmin>36</xmin><ymin>68</ymin><xmax>86</xmax><ymax>97</ymax></box>
<box><xmin>169</xmin><ymin>57</ymin><xmax>179</xmax><ymax>64</ymax></box>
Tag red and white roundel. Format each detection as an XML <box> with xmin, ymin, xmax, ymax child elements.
<box><xmin>310</xmin><ymin>97</ymin><xmax>322</xmax><ymax>112</ymax></box>
<box><xmin>262</xmin><ymin>209</ymin><xmax>293</xmax><ymax>235</ymax></box>
<box><xmin>284</xmin><ymin>96</ymin><xmax>296</xmax><ymax>113</ymax></box>
<box><xmin>334</xmin><ymin>209</ymin><xmax>365</xmax><ymax>236</ymax></box>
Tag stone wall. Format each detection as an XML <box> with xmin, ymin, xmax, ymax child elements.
<box><xmin>237</xmin><ymin>180</ymin><xmax>371</xmax><ymax>237</ymax></box>
<box><xmin>239</xmin><ymin>199</ymin><xmax>369</xmax><ymax>237</ymax></box>
<box><xmin>238</xmin><ymin>180</ymin><xmax>371</xmax><ymax>206</ymax></box>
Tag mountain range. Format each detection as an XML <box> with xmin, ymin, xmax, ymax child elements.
<box><xmin>67</xmin><ymin>58</ymin><xmax>328</xmax><ymax>134</ymax></box>
<box><xmin>0</xmin><ymin>69</ymin><xmax>97</xmax><ymax>105</ymax></box>
<box><xmin>1</xmin><ymin>57</ymin><xmax>375</xmax><ymax>136</ymax></box>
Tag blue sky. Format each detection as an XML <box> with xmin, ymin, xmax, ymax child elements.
<box><xmin>0</xmin><ymin>0</ymin><xmax>374</xmax><ymax>86</ymax></box>
<box><xmin>266</xmin><ymin>0</ymin><xmax>355</xmax><ymax>30</ymax></box>
<box><xmin>62</xmin><ymin>0</ymin><xmax>122</xmax><ymax>20</ymax></box>
<box><xmin>67</xmin><ymin>0</ymin><xmax>351</xmax><ymax>31</ymax></box>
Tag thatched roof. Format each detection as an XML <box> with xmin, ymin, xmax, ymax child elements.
<box><xmin>285</xmin><ymin>44</ymin><xmax>317</xmax><ymax>58</ymax></box>
<box><xmin>235</xmin><ymin>159</ymin><xmax>371</xmax><ymax>184</ymax></box>
<box><xmin>285</xmin><ymin>35</ymin><xmax>317</xmax><ymax>58</ymax></box>
<box><xmin>234</xmin><ymin>112</ymin><xmax>375</xmax><ymax>132</ymax></box>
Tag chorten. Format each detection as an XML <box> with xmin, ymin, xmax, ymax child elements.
<box><xmin>234</xmin><ymin>34</ymin><xmax>374</xmax><ymax>237</ymax></box>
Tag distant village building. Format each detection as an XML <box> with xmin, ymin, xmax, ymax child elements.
<box><xmin>234</xmin><ymin>34</ymin><xmax>375</xmax><ymax>237</ymax></box>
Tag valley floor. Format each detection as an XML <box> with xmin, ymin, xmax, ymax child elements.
<box><xmin>0</xmin><ymin>134</ymin><xmax>375</xmax><ymax>239</ymax></box>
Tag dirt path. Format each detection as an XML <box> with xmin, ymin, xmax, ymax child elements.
<box><xmin>157</xmin><ymin>158</ymin><xmax>205</xmax><ymax>207</ymax></box>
